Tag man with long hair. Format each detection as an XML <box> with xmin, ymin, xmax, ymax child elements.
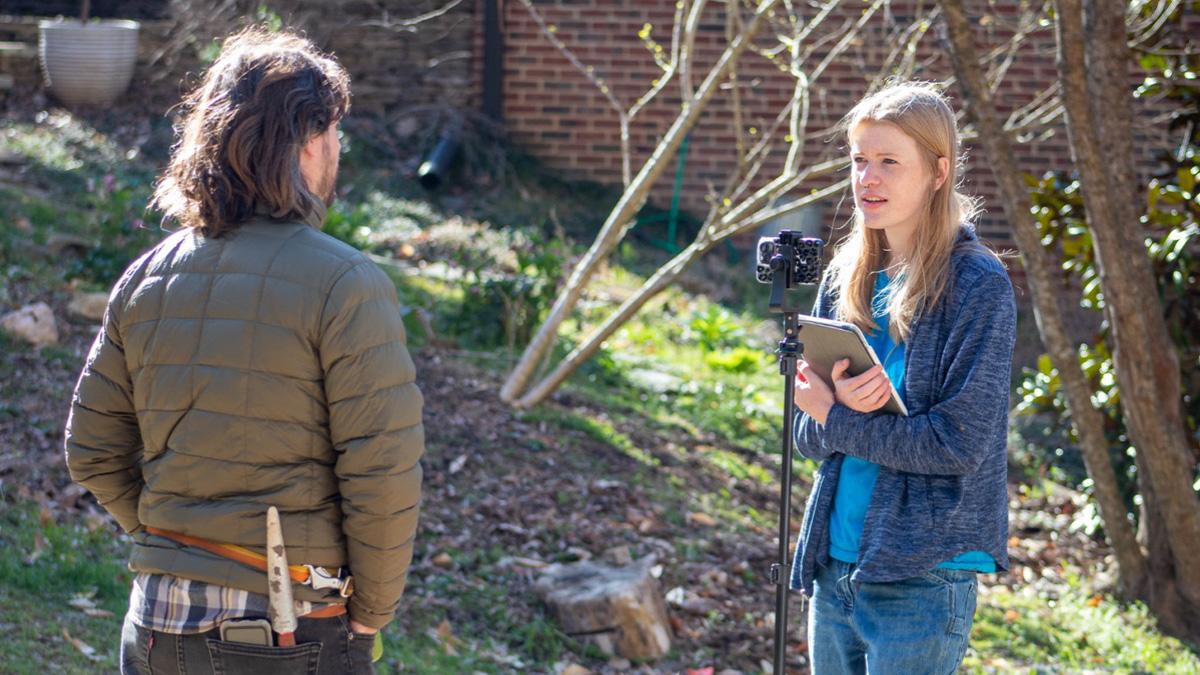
<box><xmin>64</xmin><ymin>28</ymin><xmax>423</xmax><ymax>674</ymax></box>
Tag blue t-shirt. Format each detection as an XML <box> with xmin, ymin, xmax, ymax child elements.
<box><xmin>828</xmin><ymin>271</ymin><xmax>995</xmax><ymax>573</ymax></box>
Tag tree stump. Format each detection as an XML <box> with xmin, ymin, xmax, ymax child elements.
<box><xmin>534</xmin><ymin>558</ymin><xmax>672</xmax><ymax>660</ymax></box>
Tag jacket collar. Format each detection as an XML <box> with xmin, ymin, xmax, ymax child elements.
<box><xmin>251</xmin><ymin>200</ymin><xmax>327</xmax><ymax>230</ymax></box>
<box><xmin>956</xmin><ymin>222</ymin><xmax>979</xmax><ymax>244</ymax></box>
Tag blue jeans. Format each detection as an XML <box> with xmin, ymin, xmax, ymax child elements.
<box><xmin>808</xmin><ymin>559</ymin><xmax>977</xmax><ymax>675</ymax></box>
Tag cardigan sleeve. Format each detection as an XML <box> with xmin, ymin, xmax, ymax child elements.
<box><xmin>793</xmin><ymin>275</ymin><xmax>838</xmax><ymax>463</ymax></box>
<box><xmin>804</xmin><ymin>267</ymin><xmax>1015</xmax><ymax>475</ymax></box>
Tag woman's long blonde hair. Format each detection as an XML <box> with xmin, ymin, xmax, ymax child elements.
<box><xmin>828</xmin><ymin>82</ymin><xmax>996</xmax><ymax>342</ymax></box>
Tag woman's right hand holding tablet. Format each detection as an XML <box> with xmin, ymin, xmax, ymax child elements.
<box><xmin>830</xmin><ymin>358</ymin><xmax>893</xmax><ymax>413</ymax></box>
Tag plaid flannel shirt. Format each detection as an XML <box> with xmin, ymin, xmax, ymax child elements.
<box><xmin>128</xmin><ymin>572</ymin><xmax>339</xmax><ymax>634</ymax></box>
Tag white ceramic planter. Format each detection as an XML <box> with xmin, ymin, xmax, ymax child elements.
<box><xmin>38</xmin><ymin>19</ymin><xmax>140</xmax><ymax>107</ymax></box>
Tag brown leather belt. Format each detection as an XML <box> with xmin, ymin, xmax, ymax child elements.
<box><xmin>303</xmin><ymin>604</ymin><xmax>348</xmax><ymax>619</ymax></box>
<box><xmin>146</xmin><ymin>526</ymin><xmax>354</xmax><ymax>598</ymax></box>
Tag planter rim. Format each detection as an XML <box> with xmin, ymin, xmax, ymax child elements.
<box><xmin>38</xmin><ymin>18</ymin><xmax>140</xmax><ymax>30</ymax></box>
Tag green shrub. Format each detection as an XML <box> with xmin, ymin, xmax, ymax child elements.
<box><xmin>705</xmin><ymin>346</ymin><xmax>765</xmax><ymax>374</ymax></box>
<box><xmin>65</xmin><ymin>175</ymin><xmax>161</xmax><ymax>287</ymax></box>
<box><xmin>419</xmin><ymin>220</ymin><xmax>569</xmax><ymax>351</ymax></box>
<box><xmin>686</xmin><ymin>305</ymin><xmax>747</xmax><ymax>352</ymax></box>
<box><xmin>322</xmin><ymin>201</ymin><xmax>373</xmax><ymax>250</ymax></box>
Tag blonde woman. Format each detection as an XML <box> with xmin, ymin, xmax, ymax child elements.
<box><xmin>790</xmin><ymin>82</ymin><xmax>1015</xmax><ymax>674</ymax></box>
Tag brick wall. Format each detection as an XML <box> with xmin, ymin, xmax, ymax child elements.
<box><xmin>2</xmin><ymin>0</ymin><xmax>1190</xmax><ymax>256</ymax></box>
<box><xmin>486</xmin><ymin>0</ymin><xmax>1190</xmax><ymax>251</ymax></box>
<box><xmin>3</xmin><ymin>1</ymin><xmax>170</xmax><ymax>19</ymax></box>
<box><xmin>0</xmin><ymin>0</ymin><xmax>476</xmax><ymax>114</ymax></box>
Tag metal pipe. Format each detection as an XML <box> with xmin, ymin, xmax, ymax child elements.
<box><xmin>482</xmin><ymin>0</ymin><xmax>504</xmax><ymax>121</ymax></box>
<box><xmin>417</xmin><ymin>128</ymin><xmax>462</xmax><ymax>190</ymax></box>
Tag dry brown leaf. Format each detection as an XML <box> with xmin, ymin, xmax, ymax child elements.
<box><xmin>420</xmin><ymin>619</ymin><xmax>460</xmax><ymax>653</ymax></box>
<box><xmin>687</xmin><ymin>512</ymin><xmax>718</xmax><ymax>527</ymax></box>
<box><xmin>1003</xmin><ymin>609</ymin><xmax>1020</xmax><ymax>622</ymax></box>
<box><xmin>432</xmin><ymin>552</ymin><xmax>454</xmax><ymax>569</ymax></box>
<box><xmin>1086</xmin><ymin>594</ymin><xmax>1103</xmax><ymax>607</ymax></box>
<box><xmin>61</xmin><ymin>628</ymin><xmax>102</xmax><ymax>661</ymax></box>
<box><xmin>433</xmin><ymin>619</ymin><xmax>461</xmax><ymax>655</ymax></box>
<box><xmin>23</xmin><ymin>531</ymin><xmax>46</xmax><ymax>566</ymax></box>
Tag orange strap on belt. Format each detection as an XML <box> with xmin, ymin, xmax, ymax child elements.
<box><xmin>303</xmin><ymin>604</ymin><xmax>347</xmax><ymax>619</ymax></box>
<box><xmin>146</xmin><ymin>526</ymin><xmax>310</xmax><ymax>584</ymax></box>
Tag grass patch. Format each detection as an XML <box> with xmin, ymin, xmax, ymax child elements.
<box><xmin>0</xmin><ymin>588</ymin><xmax>122</xmax><ymax>674</ymax></box>
<box><xmin>0</xmin><ymin>502</ymin><xmax>131</xmax><ymax>607</ymax></box>
<box><xmin>0</xmin><ymin>500</ymin><xmax>132</xmax><ymax>673</ymax></box>
<box><xmin>519</xmin><ymin>408</ymin><xmax>659</xmax><ymax>469</ymax></box>
<box><xmin>965</xmin><ymin>585</ymin><xmax>1200</xmax><ymax>673</ymax></box>
<box><xmin>696</xmin><ymin>447</ymin><xmax>775</xmax><ymax>487</ymax></box>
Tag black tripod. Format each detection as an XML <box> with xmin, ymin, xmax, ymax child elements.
<box><xmin>757</xmin><ymin>232</ymin><xmax>823</xmax><ymax>675</ymax></box>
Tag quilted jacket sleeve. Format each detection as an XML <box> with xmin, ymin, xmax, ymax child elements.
<box><xmin>64</xmin><ymin>276</ymin><xmax>144</xmax><ymax>533</ymax></box>
<box><xmin>320</xmin><ymin>259</ymin><xmax>425</xmax><ymax>629</ymax></box>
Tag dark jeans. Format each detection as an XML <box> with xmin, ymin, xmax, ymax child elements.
<box><xmin>120</xmin><ymin>612</ymin><xmax>375</xmax><ymax>675</ymax></box>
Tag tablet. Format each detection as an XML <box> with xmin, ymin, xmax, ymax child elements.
<box><xmin>795</xmin><ymin>315</ymin><xmax>908</xmax><ymax>416</ymax></box>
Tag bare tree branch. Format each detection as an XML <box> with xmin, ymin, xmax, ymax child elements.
<box><xmin>502</xmin><ymin>0</ymin><xmax>787</xmax><ymax>405</ymax></box>
<box><xmin>518</xmin><ymin>0</ymin><xmax>624</xmax><ymax>117</ymax></box>
<box><xmin>513</xmin><ymin>173</ymin><xmax>849</xmax><ymax>408</ymax></box>
<box><xmin>521</xmin><ymin>0</ymin><xmax>694</xmax><ymax>187</ymax></box>
<box><xmin>363</xmin><ymin>0</ymin><xmax>466</xmax><ymax>32</ymax></box>
<box><xmin>1127</xmin><ymin>0</ymin><xmax>1181</xmax><ymax>47</ymax></box>
<box><xmin>680</xmin><ymin>0</ymin><xmax>710</xmax><ymax>102</ymax></box>
<box><xmin>728</xmin><ymin>0</ymin><xmax>748</xmax><ymax>169</ymax></box>
<box><xmin>501</xmin><ymin>0</ymin><xmax>1051</xmax><ymax>408</ymax></box>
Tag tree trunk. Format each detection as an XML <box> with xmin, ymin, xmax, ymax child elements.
<box><xmin>1138</xmin><ymin>456</ymin><xmax>1192</xmax><ymax>638</ymax></box>
<box><xmin>1055</xmin><ymin>0</ymin><xmax>1200</xmax><ymax>638</ymax></box>
<box><xmin>939</xmin><ymin>0</ymin><xmax>1148</xmax><ymax>598</ymax></box>
<box><xmin>500</xmin><ymin>0</ymin><xmax>783</xmax><ymax>404</ymax></box>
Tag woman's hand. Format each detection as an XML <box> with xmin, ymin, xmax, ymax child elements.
<box><xmin>830</xmin><ymin>359</ymin><xmax>892</xmax><ymax>413</ymax></box>
<box><xmin>794</xmin><ymin>359</ymin><xmax>835</xmax><ymax>425</ymax></box>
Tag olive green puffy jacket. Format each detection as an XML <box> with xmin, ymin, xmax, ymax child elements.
<box><xmin>64</xmin><ymin>216</ymin><xmax>424</xmax><ymax>629</ymax></box>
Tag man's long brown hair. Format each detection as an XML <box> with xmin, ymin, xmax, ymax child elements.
<box><xmin>151</xmin><ymin>28</ymin><xmax>350</xmax><ymax>237</ymax></box>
